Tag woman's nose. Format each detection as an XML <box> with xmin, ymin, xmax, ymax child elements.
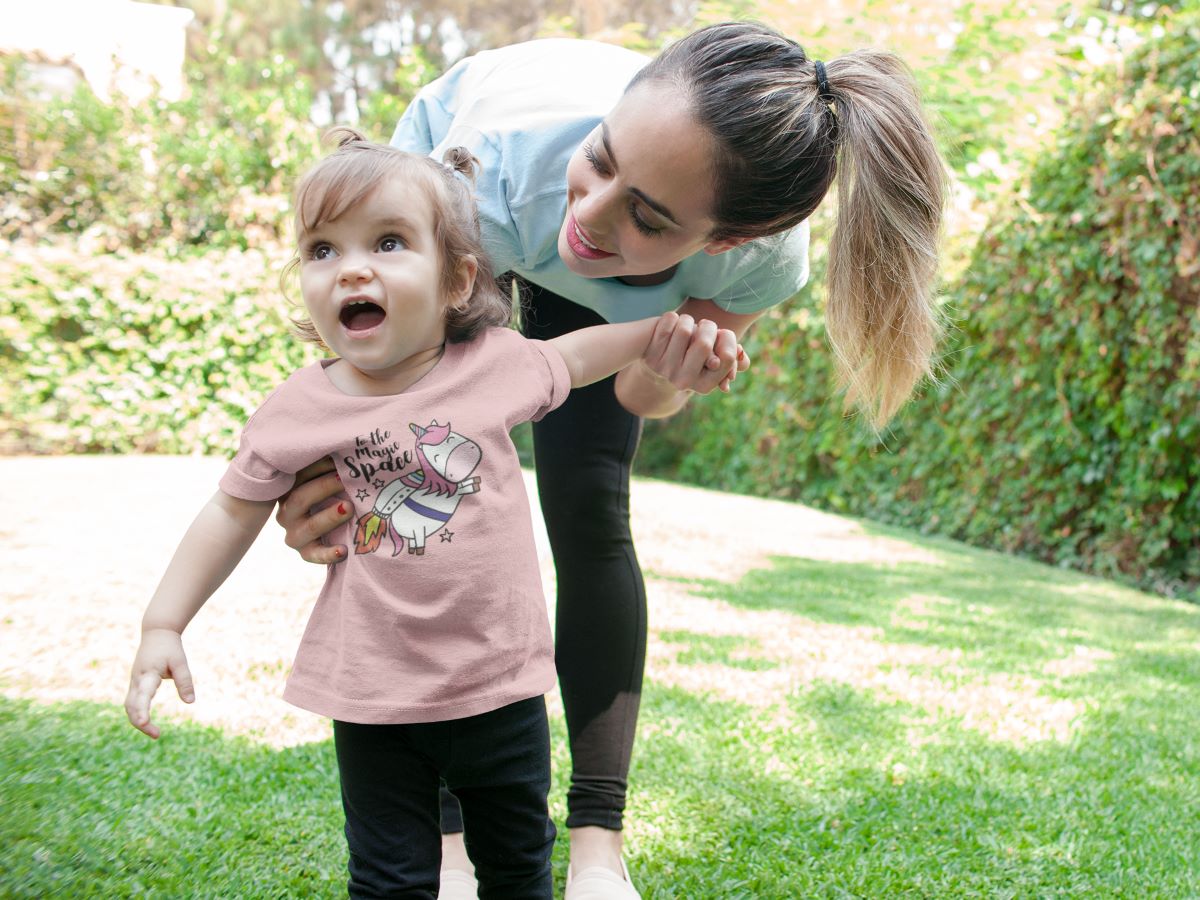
<box><xmin>576</xmin><ymin>182</ymin><xmax>618</xmax><ymax>239</ymax></box>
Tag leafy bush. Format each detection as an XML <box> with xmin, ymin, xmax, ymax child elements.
<box><xmin>1</xmin><ymin>51</ymin><xmax>321</xmax><ymax>252</ymax></box>
<box><xmin>0</xmin><ymin>243</ymin><xmax>319</xmax><ymax>454</ymax></box>
<box><xmin>641</xmin><ymin>11</ymin><xmax>1200</xmax><ymax>600</ymax></box>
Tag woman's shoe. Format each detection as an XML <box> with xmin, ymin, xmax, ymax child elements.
<box><xmin>437</xmin><ymin>868</ymin><xmax>479</xmax><ymax>900</ymax></box>
<box><xmin>564</xmin><ymin>859</ymin><xmax>641</xmax><ymax>899</ymax></box>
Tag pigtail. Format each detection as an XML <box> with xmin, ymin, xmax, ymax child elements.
<box><xmin>441</xmin><ymin>146</ymin><xmax>480</xmax><ymax>184</ymax></box>
<box><xmin>823</xmin><ymin>51</ymin><xmax>947</xmax><ymax>428</ymax></box>
<box><xmin>434</xmin><ymin>146</ymin><xmax>512</xmax><ymax>341</ymax></box>
<box><xmin>328</xmin><ymin>126</ymin><xmax>370</xmax><ymax>149</ymax></box>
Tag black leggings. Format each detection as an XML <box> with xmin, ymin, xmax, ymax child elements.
<box><xmin>337</xmin><ymin>698</ymin><xmax>554</xmax><ymax>898</ymax></box>
<box><xmin>442</xmin><ymin>279</ymin><xmax>647</xmax><ymax>833</ymax></box>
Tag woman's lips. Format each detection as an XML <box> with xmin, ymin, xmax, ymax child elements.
<box><xmin>565</xmin><ymin>214</ymin><xmax>615</xmax><ymax>261</ymax></box>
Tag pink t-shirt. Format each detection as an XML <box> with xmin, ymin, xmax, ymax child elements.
<box><xmin>219</xmin><ymin>327</ymin><xmax>571</xmax><ymax>724</ymax></box>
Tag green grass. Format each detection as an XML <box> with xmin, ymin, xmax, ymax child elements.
<box><xmin>5</xmin><ymin>529</ymin><xmax>1199</xmax><ymax>897</ymax></box>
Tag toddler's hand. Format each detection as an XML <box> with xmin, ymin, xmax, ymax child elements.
<box><xmin>124</xmin><ymin>628</ymin><xmax>194</xmax><ymax>739</ymax></box>
<box><xmin>717</xmin><ymin>341</ymin><xmax>751</xmax><ymax>393</ymax></box>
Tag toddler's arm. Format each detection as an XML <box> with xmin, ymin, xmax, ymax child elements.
<box><xmin>550</xmin><ymin>314</ymin><xmax>743</xmax><ymax>391</ymax></box>
<box><xmin>124</xmin><ymin>490</ymin><xmax>274</xmax><ymax>739</ymax></box>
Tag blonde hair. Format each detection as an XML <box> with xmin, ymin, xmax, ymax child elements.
<box><xmin>823</xmin><ymin>51</ymin><xmax>946</xmax><ymax>427</ymax></box>
<box><xmin>635</xmin><ymin>23</ymin><xmax>947</xmax><ymax>426</ymax></box>
<box><xmin>287</xmin><ymin>128</ymin><xmax>511</xmax><ymax>346</ymax></box>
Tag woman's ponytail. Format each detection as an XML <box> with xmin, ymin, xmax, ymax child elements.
<box><xmin>823</xmin><ymin>50</ymin><xmax>947</xmax><ymax>427</ymax></box>
<box><xmin>637</xmin><ymin>23</ymin><xmax>947</xmax><ymax>426</ymax></box>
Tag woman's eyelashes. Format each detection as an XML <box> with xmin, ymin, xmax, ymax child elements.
<box><xmin>582</xmin><ymin>140</ymin><xmax>608</xmax><ymax>175</ymax></box>
<box><xmin>629</xmin><ymin>204</ymin><xmax>662</xmax><ymax>237</ymax></box>
<box><xmin>582</xmin><ymin>141</ymin><xmax>665</xmax><ymax>238</ymax></box>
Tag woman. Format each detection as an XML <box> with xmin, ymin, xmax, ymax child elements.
<box><xmin>275</xmin><ymin>21</ymin><xmax>945</xmax><ymax>899</ymax></box>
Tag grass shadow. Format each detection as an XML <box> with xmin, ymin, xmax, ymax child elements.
<box><xmin>657</xmin><ymin>630</ymin><xmax>781</xmax><ymax>672</ymax></box>
<box><xmin>657</xmin><ymin>542</ymin><xmax>1199</xmax><ymax>678</ymax></box>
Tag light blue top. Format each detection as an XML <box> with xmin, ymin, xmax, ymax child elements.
<box><xmin>391</xmin><ymin>38</ymin><xmax>810</xmax><ymax>324</ymax></box>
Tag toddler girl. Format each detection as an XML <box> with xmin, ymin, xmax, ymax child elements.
<box><xmin>123</xmin><ymin>130</ymin><xmax>743</xmax><ymax>899</ymax></box>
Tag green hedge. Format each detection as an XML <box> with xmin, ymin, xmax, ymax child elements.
<box><xmin>641</xmin><ymin>12</ymin><xmax>1200</xmax><ymax>600</ymax></box>
<box><xmin>1</xmin><ymin>52</ymin><xmax>320</xmax><ymax>251</ymax></box>
<box><xmin>0</xmin><ymin>244</ymin><xmax>319</xmax><ymax>454</ymax></box>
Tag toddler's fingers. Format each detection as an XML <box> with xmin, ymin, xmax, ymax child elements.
<box><xmin>170</xmin><ymin>659</ymin><xmax>195</xmax><ymax>704</ymax></box>
<box><xmin>125</xmin><ymin>671</ymin><xmax>162</xmax><ymax>737</ymax></box>
<box><xmin>708</xmin><ymin>327</ymin><xmax>739</xmax><ymax>371</ymax></box>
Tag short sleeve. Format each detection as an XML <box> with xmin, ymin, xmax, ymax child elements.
<box><xmin>525</xmin><ymin>339</ymin><xmax>572</xmax><ymax>421</ymax></box>
<box><xmin>473</xmin><ymin>329</ymin><xmax>572</xmax><ymax>427</ymax></box>
<box><xmin>219</xmin><ymin>436</ymin><xmax>296</xmax><ymax>502</ymax></box>
<box><xmin>709</xmin><ymin>223</ymin><xmax>811</xmax><ymax>316</ymax></box>
<box><xmin>218</xmin><ymin>387</ymin><xmax>303</xmax><ymax>501</ymax></box>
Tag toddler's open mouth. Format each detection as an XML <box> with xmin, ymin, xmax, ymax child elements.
<box><xmin>340</xmin><ymin>300</ymin><xmax>386</xmax><ymax>332</ymax></box>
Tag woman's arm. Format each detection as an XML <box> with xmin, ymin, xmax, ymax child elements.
<box><xmin>615</xmin><ymin>298</ymin><xmax>761</xmax><ymax>419</ymax></box>
<box><xmin>125</xmin><ymin>490</ymin><xmax>274</xmax><ymax>738</ymax></box>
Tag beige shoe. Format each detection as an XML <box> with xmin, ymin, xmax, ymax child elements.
<box><xmin>437</xmin><ymin>868</ymin><xmax>479</xmax><ymax>900</ymax></box>
<box><xmin>564</xmin><ymin>859</ymin><xmax>641</xmax><ymax>900</ymax></box>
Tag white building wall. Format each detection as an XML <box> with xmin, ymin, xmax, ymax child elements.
<box><xmin>1</xmin><ymin>0</ymin><xmax>195</xmax><ymax>102</ymax></box>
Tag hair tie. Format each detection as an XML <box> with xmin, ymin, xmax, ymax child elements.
<box><xmin>813</xmin><ymin>60</ymin><xmax>834</xmax><ymax>105</ymax></box>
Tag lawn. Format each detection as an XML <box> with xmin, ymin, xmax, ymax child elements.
<box><xmin>2</xmin><ymin>458</ymin><xmax>1198</xmax><ymax>897</ymax></box>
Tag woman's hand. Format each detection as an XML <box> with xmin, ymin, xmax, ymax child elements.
<box><xmin>276</xmin><ymin>457</ymin><xmax>354</xmax><ymax>565</ymax></box>
<box><xmin>615</xmin><ymin>309</ymin><xmax>754</xmax><ymax>418</ymax></box>
<box><xmin>644</xmin><ymin>312</ymin><xmax>751</xmax><ymax>395</ymax></box>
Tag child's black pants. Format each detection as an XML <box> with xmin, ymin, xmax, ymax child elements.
<box><xmin>333</xmin><ymin>696</ymin><xmax>555</xmax><ymax>899</ymax></box>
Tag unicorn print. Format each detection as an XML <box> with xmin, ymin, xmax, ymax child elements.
<box><xmin>354</xmin><ymin>420</ymin><xmax>482</xmax><ymax>557</ymax></box>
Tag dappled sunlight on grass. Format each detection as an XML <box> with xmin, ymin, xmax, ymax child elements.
<box><xmin>6</xmin><ymin>546</ymin><xmax>1200</xmax><ymax>897</ymax></box>
<box><xmin>1</xmin><ymin>698</ymin><xmax>347</xmax><ymax>895</ymax></box>
<box><xmin>644</xmin><ymin>540</ymin><xmax>1197</xmax><ymax>757</ymax></box>
<box><xmin>647</xmin><ymin>578</ymin><xmax>1087</xmax><ymax>747</ymax></box>
<box><xmin>1042</xmin><ymin>645</ymin><xmax>1116</xmax><ymax>678</ymax></box>
<box><xmin>631</xmin><ymin>478</ymin><xmax>944</xmax><ymax>585</ymax></box>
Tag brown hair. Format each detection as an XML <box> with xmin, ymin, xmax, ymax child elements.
<box><xmin>287</xmin><ymin>128</ymin><xmax>511</xmax><ymax>345</ymax></box>
<box><xmin>634</xmin><ymin>22</ymin><xmax>947</xmax><ymax>426</ymax></box>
